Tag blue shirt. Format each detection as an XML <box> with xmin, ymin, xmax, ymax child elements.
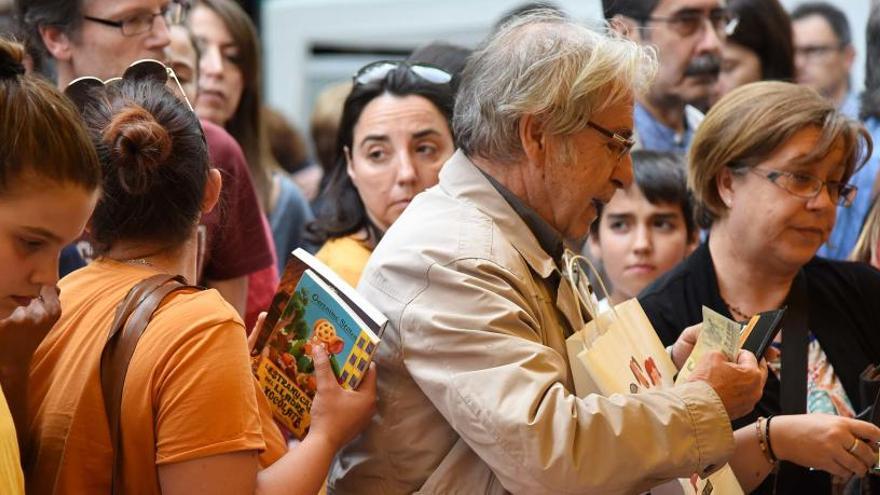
<box><xmin>269</xmin><ymin>172</ymin><xmax>315</xmax><ymax>273</ymax></box>
<box><xmin>59</xmin><ymin>244</ymin><xmax>86</xmax><ymax>277</ymax></box>
<box><xmin>839</xmin><ymin>90</ymin><xmax>860</xmax><ymax>120</ymax></box>
<box><xmin>633</xmin><ymin>102</ymin><xmax>694</xmax><ymax>153</ymax></box>
<box><xmin>817</xmin><ymin>116</ymin><xmax>880</xmax><ymax>259</ymax></box>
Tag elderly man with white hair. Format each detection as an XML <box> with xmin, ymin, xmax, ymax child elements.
<box><xmin>329</xmin><ymin>12</ymin><xmax>767</xmax><ymax>495</ymax></box>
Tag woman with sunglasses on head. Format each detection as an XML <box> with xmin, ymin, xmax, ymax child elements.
<box><xmin>0</xmin><ymin>38</ymin><xmax>101</xmax><ymax>495</ymax></box>
<box><xmin>189</xmin><ymin>0</ymin><xmax>313</xmax><ymax>267</ymax></box>
<box><xmin>639</xmin><ymin>81</ymin><xmax>880</xmax><ymax>494</ymax></box>
<box><xmin>308</xmin><ymin>61</ymin><xmax>455</xmax><ymax>286</ymax></box>
<box><xmin>26</xmin><ymin>73</ymin><xmax>376</xmax><ymax>495</ymax></box>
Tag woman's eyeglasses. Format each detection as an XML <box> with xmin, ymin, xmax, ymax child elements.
<box><xmin>353</xmin><ymin>60</ymin><xmax>453</xmax><ymax>87</ymax></box>
<box><xmin>66</xmin><ymin>58</ymin><xmax>195</xmax><ymax>112</ymax></box>
<box><xmin>748</xmin><ymin>167</ymin><xmax>858</xmax><ymax>207</ymax></box>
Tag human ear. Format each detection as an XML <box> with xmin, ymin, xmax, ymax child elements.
<box><xmin>609</xmin><ymin>15</ymin><xmax>642</xmax><ymax>43</ymax></box>
<box><xmin>685</xmin><ymin>231</ymin><xmax>699</xmax><ymax>254</ymax></box>
<box><xmin>715</xmin><ymin>167</ymin><xmax>736</xmax><ymax>210</ymax></box>
<box><xmin>588</xmin><ymin>231</ymin><xmax>603</xmax><ymax>261</ymax></box>
<box><xmin>519</xmin><ymin>114</ymin><xmax>547</xmax><ymax>169</ymax></box>
<box><xmin>39</xmin><ymin>25</ymin><xmax>74</xmax><ymax>62</ymax></box>
<box><xmin>843</xmin><ymin>45</ymin><xmax>856</xmax><ymax>71</ymax></box>
<box><xmin>344</xmin><ymin>146</ymin><xmax>357</xmax><ymax>183</ymax></box>
<box><xmin>201</xmin><ymin>168</ymin><xmax>222</xmax><ymax>214</ymax></box>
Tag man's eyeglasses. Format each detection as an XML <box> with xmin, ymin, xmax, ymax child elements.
<box><xmin>748</xmin><ymin>167</ymin><xmax>858</xmax><ymax>207</ymax></box>
<box><xmin>639</xmin><ymin>8</ymin><xmax>737</xmax><ymax>38</ymax></box>
<box><xmin>353</xmin><ymin>60</ymin><xmax>453</xmax><ymax>87</ymax></box>
<box><xmin>795</xmin><ymin>44</ymin><xmax>846</xmax><ymax>60</ymax></box>
<box><xmin>83</xmin><ymin>2</ymin><xmax>185</xmax><ymax>37</ymax></box>
<box><xmin>587</xmin><ymin>121</ymin><xmax>635</xmax><ymax>160</ymax></box>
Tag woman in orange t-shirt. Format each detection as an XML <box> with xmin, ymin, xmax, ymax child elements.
<box><xmin>26</xmin><ymin>74</ymin><xmax>375</xmax><ymax>495</ymax></box>
<box><xmin>0</xmin><ymin>39</ymin><xmax>101</xmax><ymax>495</ymax></box>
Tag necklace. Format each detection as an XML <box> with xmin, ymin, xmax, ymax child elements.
<box><xmin>121</xmin><ymin>258</ymin><xmax>154</xmax><ymax>267</ymax></box>
<box><xmin>720</xmin><ymin>295</ymin><xmax>752</xmax><ymax>321</ymax></box>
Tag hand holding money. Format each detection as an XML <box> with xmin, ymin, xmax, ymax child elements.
<box><xmin>676</xmin><ymin>307</ymin><xmax>742</xmax><ymax>384</ymax></box>
<box><xmin>688</xmin><ymin>349</ymin><xmax>767</xmax><ymax>420</ymax></box>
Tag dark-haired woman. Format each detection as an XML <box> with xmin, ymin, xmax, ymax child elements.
<box><xmin>190</xmin><ymin>0</ymin><xmax>314</xmax><ymax>269</ymax></box>
<box><xmin>309</xmin><ymin>62</ymin><xmax>456</xmax><ymax>286</ymax></box>
<box><xmin>708</xmin><ymin>0</ymin><xmax>795</xmax><ymax>107</ymax></box>
<box><xmin>0</xmin><ymin>39</ymin><xmax>101</xmax><ymax>495</ymax></box>
<box><xmin>26</xmin><ymin>77</ymin><xmax>376</xmax><ymax>495</ymax></box>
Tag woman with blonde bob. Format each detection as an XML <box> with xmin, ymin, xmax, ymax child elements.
<box><xmin>640</xmin><ymin>81</ymin><xmax>880</xmax><ymax>494</ymax></box>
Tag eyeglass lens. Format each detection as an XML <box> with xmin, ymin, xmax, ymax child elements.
<box><xmin>666</xmin><ymin>10</ymin><xmax>732</xmax><ymax>37</ymax></box>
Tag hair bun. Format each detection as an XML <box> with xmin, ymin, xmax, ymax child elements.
<box><xmin>0</xmin><ymin>39</ymin><xmax>27</xmax><ymax>80</ymax></box>
<box><xmin>102</xmin><ymin>105</ymin><xmax>173</xmax><ymax>194</ymax></box>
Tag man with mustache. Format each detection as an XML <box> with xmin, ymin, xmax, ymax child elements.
<box><xmin>603</xmin><ymin>0</ymin><xmax>733</xmax><ymax>152</ymax></box>
<box><xmin>16</xmin><ymin>0</ymin><xmax>278</xmax><ymax>321</ymax></box>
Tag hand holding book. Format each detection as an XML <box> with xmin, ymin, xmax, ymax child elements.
<box><xmin>308</xmin><ymin>345</ymin><xmax>377</xmax><ymax>450</ymax></box>
<box><xmin>250</xmin><ymin>249</ymin><xmax>386</xmax><ymax>439</ymax></box>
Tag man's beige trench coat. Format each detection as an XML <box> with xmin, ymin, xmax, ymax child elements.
<box><xmin>329</xmin><ymin>151</ymin><xmax>734</xmax><ymax>495</ymax></box>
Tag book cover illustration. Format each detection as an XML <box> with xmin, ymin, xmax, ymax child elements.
<box><xmin>253</xmin><ymin>263</ymin><xmax>381</xmax><ymax>438</ymax></box>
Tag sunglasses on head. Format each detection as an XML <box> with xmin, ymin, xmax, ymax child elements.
<box><xmin>65</xmin><ymin>58</ymin><xmax>194</xmax><ymax>112</ymax></box>
<box><xmin>353</xmin><ymin>60</ymin><xmax>453</xmax><ymax>87</ymax></box>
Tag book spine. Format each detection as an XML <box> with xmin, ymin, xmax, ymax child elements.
<box><xmin>339</xmin><ymin>330</ymin><xmax>379</xmax><ymax>390</ymax></box>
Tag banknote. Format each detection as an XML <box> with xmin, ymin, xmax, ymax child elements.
<box><xmin>675</xmin><ymin>306</ymin><xmax>743</xmax><ymax>384</ymax></box>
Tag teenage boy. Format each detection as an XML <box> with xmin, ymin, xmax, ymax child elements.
<box><xmin>589</xmin><ymin>150</ymin><xmax>698</xmax><ymax>310</ymax></box>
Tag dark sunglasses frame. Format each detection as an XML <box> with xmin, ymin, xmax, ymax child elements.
<box><xmin>66</xmin><ymin>58</ymin><xmax>195</xmax><ymax>112</ymax></box>
<box><xmin>65</xmin><ymin>58</ymin><xmax>204</xmax><ymax>143</ymax></box>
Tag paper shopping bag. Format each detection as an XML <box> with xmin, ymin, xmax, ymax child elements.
<box><xmin>564</xmin><ymin>298</ymin><xmax>743</xmax><ymax>495</ymax></box>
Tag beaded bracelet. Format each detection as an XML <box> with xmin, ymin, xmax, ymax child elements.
<box><xmin>755</xmin><ymin>417</ymin><xmax>773</xmax><ymax>465</ymax></box>
<box><xmin>765</xmin><ymin>415</ymin><xmax>779</xmax><ymax>463</ymax></box>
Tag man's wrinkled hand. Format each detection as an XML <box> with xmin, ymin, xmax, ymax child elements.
<box><xmin>688</xmin><ymin>349</ymin><xmax>767</xmax><ymax>420</ymax></box>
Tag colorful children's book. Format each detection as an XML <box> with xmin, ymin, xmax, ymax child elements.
<box><xmin>251</xmin><ymin>248</ymin><xmax>385</xmax><ymax>438</ymax></box>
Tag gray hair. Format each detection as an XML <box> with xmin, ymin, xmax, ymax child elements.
<box><xmin>454</xmin><ymin>10</ymin><xmax>657</xmax><ymax>164</ymax></box>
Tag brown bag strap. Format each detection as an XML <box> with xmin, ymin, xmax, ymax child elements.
<box><xmin>99</xmin><ymin>274</ymin><xmax>201</xmax><ymax>494</ymax></box>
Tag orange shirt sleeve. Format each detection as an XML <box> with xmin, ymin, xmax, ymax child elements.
<box><xmin>149</xmin><ymin>304</ymin><xmax>268</xmax><ymax>465</ymax></box>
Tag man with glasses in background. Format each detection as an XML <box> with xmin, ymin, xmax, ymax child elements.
<box><xmin>800</xmin><ymin>2</ymin><xmax>875</xmax><ymax>262</ymax></box>
<box><xmin>792</xmin><ymin>2</ymin><xmax>858</xmax><ymax>119</ymax></box>
<box><xmin>16</xmin><ymin>0</ymin><xmax>279</xmax><ymax>322</ymax></box>
<box><xmin>603</xmin><ymin>0</ymin><xmax>735</xmax><ymax>153</ymax></box>
<box><xmin>17</xmin><ymin>0</ymin><xmax>179</xmax><ymax>87</ymax></box>
<box><xmin>330</xmin><ymin>11</ymin><xmax>766</xmax><ymax>495</ymax></box>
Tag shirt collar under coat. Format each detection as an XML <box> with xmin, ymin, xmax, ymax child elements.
<box><xmin>437</xmin><ymin>150</ymin><xmax>588</xmax><ymax>334</ymax></box>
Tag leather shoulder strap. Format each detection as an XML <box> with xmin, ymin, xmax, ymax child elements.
<box><xmin>776</xmin><ymin>270</ymin><xmax>814</xmax><ymax>491</ymax></box>
<box><xmin>100</xmin><ymin>274</ymin><xmax>201</xmax><ymax>494</ymax></box>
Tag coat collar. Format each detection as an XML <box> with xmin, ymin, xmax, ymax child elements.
<box><xmin>438</xmin><ymin>151</ymin><xmax>587</xmax><ymax>334</ymax></box>
<box><xmin>438</xmin><ymin>150</ymin><xmax>558</xmax><ymax>280</ymax></box>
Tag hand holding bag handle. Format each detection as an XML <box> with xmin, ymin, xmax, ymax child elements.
<box><xmin>100</xmin><ymin>273</ymin><xmax>201</xmax><ymax>495</ymax></box>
